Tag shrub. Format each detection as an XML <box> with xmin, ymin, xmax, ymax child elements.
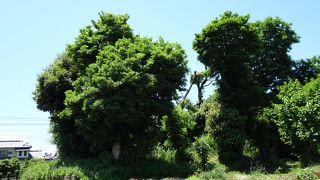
<box><xmin>190</xmin><ymin>134</ymin><xmax>215</xmax><ymax>170</ymax></box>
<box><xmin>20</xmin><ymin>160</ymin><xmax>88</xmax><ymax>180</ymax></box>
<box><xmin>269</xmin><ymin>77</ymin><xmax>320</xmax><ymax>161</ymax></box>
<box><xmin>151</xmin><ymin>144</ymin><xmax>176</xmax><ymax>163</ymax></box>
<box><xmin>161</xmin><ymin>105</ymin><xmax>196</xmax><ymax>160</ymax></box>
<box><xmin>198</xmin><ymin>164</ymin><xmax>226</xmax><ymax>180</ymax></box>
<box><xmin>297</xmin><ymin>168</ymin><xmax>317</xmax><ymax>180</ymax></box>
<box><xmin>0</xmin><ymin>157</ymin><xmax>20</xmax><ymax>178</ymax></box>
<box><xmin>243</xmin><ymin>140</ymin><xmax>259</xmax><ymax>159</ymax></box>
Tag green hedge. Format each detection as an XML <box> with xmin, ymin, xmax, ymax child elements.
<box><xmin>0</xmin><ymin>157</ymin><xmax>20</xmax><ymax>178</ymax></box>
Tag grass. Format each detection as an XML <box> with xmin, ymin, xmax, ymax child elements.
<box><xmin>65</xmin><ymin>157</ymin><xmax>195</xmax><ymax>179</ymax></box>
<box><xmin>19</xmin><ymin>159</ymin><xmax>89</xmax><ymax>180</ymax></box>
<box><xmin>187</xmin><ymin>162</ymin><xmax>320</xmax><ymax>180</ymax></box>
<box><xmin>18</xmin><ymin>157</ymin><xmax>320</xmax><ymax>180</ymax></box>
<box><xmin>18</xmin><ymin>157</ymin><xmax>195</xmax><ymax>180</ymax></box>
<box><xmin>185</xmin><ymin>148</ymin><xmax>320</xmax><ymax>180</ymax></box>
<box><xmin>17</xmin><ymin>144</ymin><xmax>320</xmax><ymax>180</ymax></box>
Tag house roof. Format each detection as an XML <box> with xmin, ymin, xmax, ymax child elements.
<box><xmin>29</xmin><ymin>150</ymin><xmax>43</xmax><ymax>159</ymax></box>
<box><xmin>0</xmin><ymin>140</ymin><xmax>32</xmax><ymax>149</ymax></box>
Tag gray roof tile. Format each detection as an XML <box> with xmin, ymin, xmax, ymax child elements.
<box><xmin>0</xmin><ymin>140</ymin><xmax>32</xmax><ymax>149</ymax></box>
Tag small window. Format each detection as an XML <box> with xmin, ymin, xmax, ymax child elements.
<box><xmin>19</xmin><ymin>151</ymin><xmax>22</xmax><ymax>156</ymax></box>
<box><xmin>8</xmin><ymin>151</ymin><xmax>12</xmax><ymax>155</ymax></box>
<box><xmin>24</xmin><ymin>151</ymin><xmax>27</xmax><ymax>156</ymax></box>
<box><xmin>1</xmin><ymin>150</ymin><xmax>8</xmax><ymax>157</ymax></box>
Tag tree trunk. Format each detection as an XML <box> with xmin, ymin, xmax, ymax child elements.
<box><xmin>183</xmin><ymin>71</ymin><xmax>197</xmax><ymax>100</ymax></box>
<box><xmin>197</xmin><ymin>85</ymin><xmax>203</xmax><ymax>105</ymax></box>
<box><xmin>112</xmin><ymin>141</ymin><xmax>121</xmax><ymax>160</ymax></box>
<box><xmin>221</xmin><ymin>65</ymin><xmax>232</xmax><ymax>90</ymax></box>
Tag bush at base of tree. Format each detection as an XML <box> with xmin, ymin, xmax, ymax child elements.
<box><xmin>161</xmin><ymin>103</ymin><xmax>197</xmax><ymax>160</ymax></box>
<box><xmin>189</xmin><ymin>134</ymin><xmax>216</xmax><ymax>171</ymax></box>
<box><xmin>266</xmin><ymin>76</ymin><xmax>320</xmax><ymax>162</ymax></box>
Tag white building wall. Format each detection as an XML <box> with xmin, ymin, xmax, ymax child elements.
<box><xmin>15</xmin><ymin>149</ymin><xmax>29</xmax><ymax>159</ymax></box>
<box><xmin>0</xmin><ymin>148</ymin><xmax>30</xmax><ymax>159</ymax></box>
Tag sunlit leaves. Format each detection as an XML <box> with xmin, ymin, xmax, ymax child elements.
<box><xmin>269</xmin><ymin>77</ymin><xmax>320</xmax><ymax>157</ymax></box>
<box><xmin>34</xmin><ymin>12</ymin><xmax>188</xmax><ymax>158</ymax></box>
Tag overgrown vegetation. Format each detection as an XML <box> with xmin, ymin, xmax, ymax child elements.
<box><xmin>187</xmin><ymin>163</ymin><xmax>320</xmax><ymax>179</ymax></box>
<box><xmin>33</xmin><ymin>12</ymin><xmax>188</xmax><ymax>160</ymax></box>
<box><xmin>266</xmin><ymin>76</ymin><xmax>320</xmax><ymax>163</ymax></box>
<box><xmin>0</xmin><ymin>157</ymin><xmax>20</xmax><ymax>179</ymax></box>
<box><xmin>29</xmin><ymin>11</ymin><xmax>320</xmax><ymax>179</ymax></box>
<box><xmin>20</xmin><ymin>159</ymin><xmax>88</xmax><ymax>180</ymax></box>
<box><xmin>19</xmin><ymin>151</ymin><xmax>196</xmax><ymax>180</ymax></box>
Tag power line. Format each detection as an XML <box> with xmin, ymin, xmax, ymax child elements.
<box><xmin>0</xmin><ymin>120</ymin><xmax>49</xmax><ymax>122</ymax></box>
<box><xmin>0</xmin><ymin>117</ymin><xmax>48</xmax><ymax>120</ymax></box>
<box><xmin>0</xmin><ymin>117</ymin><xmax>49</xmax><ymax>122</ymax></box>
<box><xmin>0</xmin><ymin>123</ymin><xmax>49</xmax><ymax>126</ymax></box>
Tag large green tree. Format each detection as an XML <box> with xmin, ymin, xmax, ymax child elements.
<box><xmin>193</xmin><ymin>11</ymin><xmax>299</xmax><ymax>162</ymax></box>
<box><xmin>34</xmin><ymin>12</ymin><xmax>188</xmax><ymax>159</ymax></box>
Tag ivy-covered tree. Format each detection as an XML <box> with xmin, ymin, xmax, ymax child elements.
<box><xmin>193</xmin><ymin>11</ymin><xmax>259</xmax><ymax>162</ymax></box>
<box><xmin>34</xmin><ymin>12</ymin><xmax>188</xmax><ymax>159</ymax></box>
<box><xmin>193</xmin><ymin>11</ymin><xmax>299</xmax><ymax>162</ymax></box>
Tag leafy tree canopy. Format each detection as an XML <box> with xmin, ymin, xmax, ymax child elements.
<box><xmin>193</xmin><ymin>11</ymin><xmax>299</xmax><ymax>100</ymax></box>
<box><xmin>34</xmin><ymin>12</ymin><xmax>188</xmax><ymax>159</ymax></box>
<box><xmin>291</xmin><ymin>56</ymin><xmax>320</xmax><ymax>84</ymax></box>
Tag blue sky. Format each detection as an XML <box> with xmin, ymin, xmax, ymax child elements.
<box><xmin>0</xmin><ymin>0</ymin><xmax>319</xmax><ymax>153</ymax></box>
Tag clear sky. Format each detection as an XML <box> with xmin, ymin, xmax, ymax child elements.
<box><xmin>0</xmin><ymin>0</ymin><xmax>319</xmax><ymax>153</ymax></box>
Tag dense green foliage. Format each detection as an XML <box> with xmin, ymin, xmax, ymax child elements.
<box><xmin>161</xmin><ymin>101</ymin><xmax>197</xmax><ymax>159</ymax></box>
<box><xmin>33</xmin><ymin>10</ymin><xmax>320</xmax><ymax>179</ymax></box>
<box><xmin>20</xmin><ymin>156</ymin><xmax>195</xmax><ymax>180</ymax></box>
<box><xmin>296</xmin><ymin>168</ymin><xmax>318</xmax><ymax>180</ymax></box>
<box><xmin>291</xmin><ymin>56</ymin><xmax>320</xmax><ymax>84</ymax></box>
<box><xmin>190</xmin><ymin>134</ymin><xmax>215</xmax><ymax>170</ymax></box>
<box><xmin>20</xmin><ymin>159</ymin><xmax>88</xmax><ymax>180</ymax></box>
<box><xmin>34</xmin><ymin>12</ymin><xmax>188</xmax><ymax>159</ymax></box>
<box><xmin>0</xmin><ymin>157</ymin><xmax>20</xmax><ymax>178</ymax></box>
<box><xmin>267</xmin><ymin>76</ymin><xmax>320</xmax><ymax>160</ymax></box>
<box><xmin>34</xmin><ymin>12</ymin><xmax>134</xmax><ymax>158</ymax></box>
<box><xmin>193</xmin><ymin>11</ymin><xmax>300</xmax><ymax>163</ymax></box>
<box><xmin>19</xmin><ymin>158</ymin><xmax>320</xmax><ymax>180</ymax></box>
